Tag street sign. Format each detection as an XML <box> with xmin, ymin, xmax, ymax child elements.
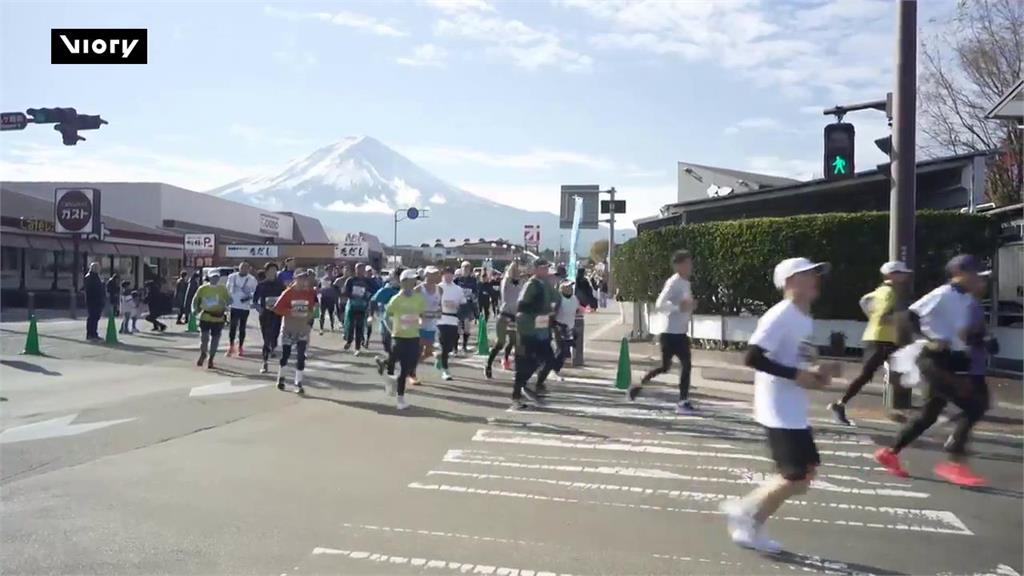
<box><xmin>407</xmin><ymin>207</ymin><xmax>419</xmax><ymax>220</ymax></box>
<box><xmin>560</xmin><ymin>185</ymin><xmax>600</xmax><ymax>230</ymax></box>
<box><xmin>336</xmin><ymin>233</ymin><xmax>369</xmax><ymax>260</ymax></box>
<box><xmin>225</xmin><ymin>245</ymin><xmax>279</xmax><ymax>258</ymax></box>
<box><xmin>1</xmin><ymin>112</ymin><xmax>27</xmax><ymax>131</ymax></box>
<box><xmin>523</xmin><ymin>224</ymin><xmax>541</xmax><ymax>250</ymax></box>
<box><xmin>600</xmin><ymin>199</ymin><xmax>627</xmax><ymax>214</ymax></box>
<box><xmin>183</xmin><ymin>234</ymin><xmax>216</xmax><ymax>255</ymax></box>
<box><xmin>54</xmin><ymin>188</ymin><xmax>100</xmax><ymax>234</ymax></box>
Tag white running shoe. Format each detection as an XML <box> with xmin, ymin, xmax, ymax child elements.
<box><xmin>397</xmin><ymin>396</ymin><xmax>410</xmax><ymax>410</ymax></box>
<box><xmin>749</xmin><ymin>532</ymin><xmax>782</xmax><ymax>554</ymax></box>
<box><xmin>354</xmin><ymin>349</ymin><xmax>362</xmax><ymax>357</ymax></box>
<box><xmin>442</xmin><ymin>371</ymin><xmax>453</xmax><ymax>381</ymax></box>
<box><xmin>675</xmin><ymin>400</ymin><xmax>696</xmax><ymax>415</ymax></box>
<box><xmin>556</xmin><ymin>374</ymin><xmax>565</xmax><ymax>382</ymax></box>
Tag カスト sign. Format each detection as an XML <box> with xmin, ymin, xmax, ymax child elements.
<box><xmin>54</xmin><ymin>188</ymin><xmax>101</xmax><ymax>234</ymax></box>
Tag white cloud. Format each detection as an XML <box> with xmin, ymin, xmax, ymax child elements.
<box><xmin>0</xmin><ymin>142</ymin><xmax>263</xmax><ymax>191</ymax></box>
<box><xmin>397</xmin><ymin>43</ymin><xmax>447</xmax><ymax>67</ymax></box>
<box><xmin>264</xmin><ymin>5</ymin><xmax>406</xmax><ymax>37</ymax></box>
<box><xmin>423</xmin><ymin>0</ymin><xmax>494</xmax><ymax>13</ymax></box>
<box><xmin>562</xmin><ymin>0</ymin><xmax>897</xmax><ymax>99</ymax></box>
<box><xmin>313</xmin><ymin>197</ymin><xmax>394</xmax><ymax>214</ymax></box>
<box><xmin>402</xmin><ymin>145</ymin><xmax>616</xmax><ymax>170</ymax></box>
<box><xmin>746</xmin><ymin>156</ymin><xmax>819</xmax><ymax>181</ymax></box>
<box><xmin>723</xmin><ymin>117</ymin><xmax>782</xmax><ymax>135</ymax></box>
<box><xmin>391</xmin><ymin>178</ymin><xmax>422</xmax><ymax>205</ymax></box>
<box><xmin>429</xmin><ymin>193</ymin><xmax>447</xmax><ymax>204</ymax></box>
<box><xmin>435</xmin><ymin>10</ymin><xmax>592</xmax><ymax>71</ymax></box>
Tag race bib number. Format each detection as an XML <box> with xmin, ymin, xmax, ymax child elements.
<box><xmin>352</xmin><ymin>286</ymin><xmax>366</xmax><ymax>298</ymax></box>
<box><xmin>202</xmin><ymin>296</ymin><xmax>221</xmax><ymax>308</ymax></box>
<box><xmin>442</xmin><ymin>300</ymin><xmax>459</xmax><ymax>314</ymax></box>
<box><xmin>423</xmin><ymin>310</ymin><xmax>440</xmax><ymax>319</ymax></box>
<box><xmin>399</xmin><ymin>314</ymin><xmax>420</xmax><ymax>330</ymax></box>
<box><xmin>462</xmin><ymin>288</ymin><xmax>474</xmax><ymax>299</ymax></box>
<box><xmin>535</xmin><ymin>316</ymin><xmax>550</xmax><ymax>329</ymax></box>
<box><xmin>264</xmin><ymin>296</ymin><xmax>279</xmax><ymax>310</ymax></box>
<box><xmin>291</xmin><ymin>299</ymin><xmax>310</xmax><ymax>317</ymax></box>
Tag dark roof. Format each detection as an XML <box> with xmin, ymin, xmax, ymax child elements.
<box><xmin>679</xmin><ymin>162</ymin><xmax>800</xmax><ymax>189</ymax></box>
<box><xmin>665</xmin><ymin>151</ymin><xmax>991</xmax><ymax>211</ymax></box>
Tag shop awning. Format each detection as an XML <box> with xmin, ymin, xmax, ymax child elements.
<box><xmin>141</xmin><ymin>246</ymin><xmax>184</xmax><ymax>259</ymax></box>
<box><xmin>27</xmin><ymin>236</ymin><xmax>65</xmax><ymax>251</ymax></box>
<box><xmin>0</xmin><ymin>233</ymin><xmax>31</xmax><ymax>249</ymax></box>
<box><xmin>83</xmin><ymin>241</ymin><xmax>120</xmax><ymax>256</ymax></box>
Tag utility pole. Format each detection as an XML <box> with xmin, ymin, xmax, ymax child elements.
<box><xmin>885</xmin><ymin>0</ymin><xmax>918</xmax><ymax>414</ymax></box>
<box><xmin>606</xmin><ymin>187</ymin><xmax>616</xmax><ymax>293</ymax></box>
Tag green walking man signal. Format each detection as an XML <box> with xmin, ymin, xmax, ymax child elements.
<box><xmin>823</xmin><ymin>122</ymin><xmax>855</xmax><ymax>181</ymax></box>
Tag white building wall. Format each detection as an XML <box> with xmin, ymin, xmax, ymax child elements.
<box><xmin>158</xmin><ymin>184</ymin><xmax>294</xmax><ymax>240</ymax></box>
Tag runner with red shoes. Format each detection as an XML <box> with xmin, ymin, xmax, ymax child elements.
<box><xmin>874</xmin><ymin>254</ymin><xmax>991</xmax><ymax>487</ymax></box>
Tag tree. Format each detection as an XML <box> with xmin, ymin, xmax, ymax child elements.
<box><xmin>589</xmin><ymin>239</ymin><xmax>609</xmax><ymax>263</ymax></box>
<box><xmin>920</xmin><ymin>0</ymin><xmax>1022</xmax><ymax>205</ymax></box>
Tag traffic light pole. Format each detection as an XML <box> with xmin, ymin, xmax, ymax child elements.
<box><xmin>605</xmin><ymin>187</ymin><xmax>616</xmax><ymax>295</ymax></box>
<box><xmin>885</xmin><ymin>0</ymin><xmax>918</xmax><ymax>414</ymax></box>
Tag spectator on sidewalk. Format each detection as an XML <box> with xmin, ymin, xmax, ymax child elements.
<box><xmin>106</xmin><ymin>272</ymin><xmax>122</xmax><ymax>317</ymax></box>
<box><xmin>174</xmin><ymin>271</ymin><xmax>190</xmax><ymax>324</ymax></box>
<box><xmin>84</xmin><ymin>262</ymin><xmax>105</xmax><ymax>341</ymax></box>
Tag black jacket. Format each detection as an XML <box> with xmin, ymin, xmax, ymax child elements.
<box><xmin>174</xmin><ymin>278</ymin><xmax>189</xmax><ymax>305</ymax></box>
<box><xmin>84</xmin><ymin>272</ymin><xmax>106</xmax><ymax>308</ymax></box>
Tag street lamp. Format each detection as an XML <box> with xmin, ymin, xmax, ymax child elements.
<box><xmin>392</xmin><ymin>207</ymin><xmax>427</xmax><ymax>265</ymax></box>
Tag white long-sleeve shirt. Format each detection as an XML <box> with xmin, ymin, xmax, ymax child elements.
<box><xmin>225</xmin><ymin>272</ymin><xmax>258</xmax><ymax>310</ymax></box>
<box><xmin>555</xmin><ymin>294</ymin><xmax>579</xmax><ymax>328</ymax></box>
<box><xmin>650</xmin><ymin>274</ymin><xmax>692</xmax><ymax>335</ymax></box>
<box><xmin>436</xmin><ymin>281</ymin><xmax>467</xmax><ymax>327</ymax></box>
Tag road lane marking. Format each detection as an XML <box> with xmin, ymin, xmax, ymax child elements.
<box><xmin>340</xmin><ymin>523</ymin><xmax>546</xmax><ymax>547</ymax></box>
<box><xmin>311</xmin><ymin>546</ymin><xmax>574</xmax><ymax>576</ymax></box>
<box><xmin>456</xmin><ymin>450</ymin><xmax>908</xmax><ymax>488</ymax></box>
<box><xmin>441</xmin><ymin>450</ymin><xmax>929</xmax><ymax>498</ymax></box>
<box><xmin>189</xmin><ymin>381</ymin><xmax>269</xmax><ymax>397</ymax></box>
<box><xmin>408</xmin><ymin>481</ymin><xmax>971</xmax><ymax>535</ymax></box>
<box><xmin>0</xmin><ymin>414</ymin><xmax>136</xmax><ymax>444</ymax></box>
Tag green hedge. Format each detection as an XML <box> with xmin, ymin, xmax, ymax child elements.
<box><xmin>615</xmin><ymin>212</ymin><xmax>999</xmax><ymax>319</ymax></box>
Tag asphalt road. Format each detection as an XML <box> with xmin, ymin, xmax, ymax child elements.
<box><xmin>1</xmin><ymin>310</ymin><xmax>1021</xmax><ymax>576</ymax></box>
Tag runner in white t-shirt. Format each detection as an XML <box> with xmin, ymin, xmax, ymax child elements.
<box><xmin>719</xmin><ymin>257</ymin><xmax>833</xmax><ymax>554</ymax></box>
<box><xmin>436</xmin><ymin>267</ymin><xmax>467</xmax><ymax>381</ymax></box>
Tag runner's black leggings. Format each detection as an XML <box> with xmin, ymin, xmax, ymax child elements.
<box><xmin>840</xmin><ymin>342</ymin><xmax>896</xmax><ymax>405</ymax></box>
<box><xmin>346</xmin><ymin>310</ymin><xmax>366</xmax><ymax>349</ymax></box>
<box><xmin>280</xmin><ymin>340</ymin><xmax>307</xmax><ymax>371</ymax></box>
<box><xmin>229</xmin><ymin>309</ymin><xmax>250</xmax><ymax>346</ymax></box>
<box><xmin>439</xmin><ymin>325</ymin><xmax>459</xmax><ymax>370</ymax></box>
<box><xmin>643</xmin><ymin>333</ymin><xmax>692</xmax><ymax>401</ymax></box>
<box><xmin>892</xmin><ymin>351</ymin><xmax>986</xmax><ymax>458</ymax></box>
<box><xmin>260</xmin><ymin>312</ymin><xmax>281</xmax><ymax>362</ymax></box>
<box><xmin>320</xmin><ymin>297</ymin><xmax>337</xmax><ymax>330</ymax></box>
<box><xmin>552</xmin><ymin>322</ymin><xmax>573</xmax><ymax>373</ymax></box>
<box><xmin>394</xmin><ymin>337</ymin><xmax>419</xmax><ymax>396</ymax></box>
<box><xmin>514</xmin><ymin>336</ymin><xmax>554</xmax><ymax>400</ymax></box>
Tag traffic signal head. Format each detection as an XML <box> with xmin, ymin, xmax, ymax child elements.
<box><xmin>74</xmin><ymin>114</ymin><xmax>108</xmax><ymax>130</ymax></box>
<box><xmin>26</xmin><ymin>107</ymin><xmax>77</xmax><ymax>124</ymax></box>
<box><xmin>54</xmin><ymin>123</ymin><xmax>85</xmax><ymax>145</ymax></box>
<box><xmin>50</xmin><ymin>113</ymin><xmax>107</xmax><ymax>146</ymax></box>
<box><xmin>823</xmin><ymin>122</ymin><xmax>855</xmax><ymax>181</ymax></box>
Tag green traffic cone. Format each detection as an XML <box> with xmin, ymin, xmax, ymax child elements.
<box><xmin>21</xmin><ymin>315</ymin><xmax>41</xmax><ymax>356</ymax></box>
<box><xmin>476</xmin><ymin>313</ymin><xmax>489</xmax><ymax>355</ymax></box>
<box><xmin>104</xmin><ymin>312</ymin><xmax>119</xmax><ymax>345</ymax></box>
<box><xmin>614</xmin><ymin>337</ymin><xmax>631</xmax><ymax>390</ymax></box>
<box><xmin>186</xmin><ymin>311</ymin><xmax>198</xmax><ymax>333</ymax></box>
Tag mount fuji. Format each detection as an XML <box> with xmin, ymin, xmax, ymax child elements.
<box><xmin>209</xmin><ymin>136</ymin><xmax>608</xmax><ymax>250</ymax></box>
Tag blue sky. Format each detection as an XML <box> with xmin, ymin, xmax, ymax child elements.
<box><xmin>0</xmin><ymin>0</ymin><xmax>955</xmax><ymax>226</ymax></box>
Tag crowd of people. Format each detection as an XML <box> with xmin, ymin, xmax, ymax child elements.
<box><xmin>80</xmin><ymin>248</ymin><xmax>998</xmax><ymax>553</ymax></box>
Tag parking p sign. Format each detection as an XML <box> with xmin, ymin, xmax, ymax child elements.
<box><xmin>184</xmin><ymin>233</ymin><xmax>215</xmax><ymax>255</ymax></box>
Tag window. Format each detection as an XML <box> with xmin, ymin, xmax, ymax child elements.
<box><xmin>1</xmin><ymin>246</ymin><xmax>20</xmax><ymax>271</ymax></box>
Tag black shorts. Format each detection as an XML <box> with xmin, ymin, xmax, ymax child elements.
<box><xmin>765</xmin><ymin>427</ymin><xmax>820</xmax><ymax>481</ymax></box>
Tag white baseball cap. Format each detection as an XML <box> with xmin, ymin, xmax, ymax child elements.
<box><xmin>880</xmin><ymin>260</ymin><xmax>912</xmax><ymax>275</ymax></box>
<box><xmin>400</xmin><ymin>269</ymin><xmax>419</xmax><ymax>281</ymax></box>
<box><xmin>424</xmin><ymin>265</ymin><xmax>439</xmax><ymax>274</ymax></box>
<box><xmin>773</xmin><ymin>257</ymin><xmax>830</xmax><ymax>290</ymax></box>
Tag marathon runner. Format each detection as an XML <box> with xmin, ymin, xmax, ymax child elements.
<box><xmin>317</xmin><ymin>265</ymin><xmax>340</xmax><ymax>334</ymax></box>
<box><xmin>479</xmin><ymin>270</ymin><xmax>496</xmax><ymax>323</ymax></box>
<box><xmin>874</xmin><ymin>255</ymin><xmax>989</xmax><ymax>486</ymax></box>
<box><xmin>225</xmin><ymin>262</ymin><xmax>257</xmax><ymax>357</ymax></box>
<box><xmin>332</xmin><ymin>265</ymin><xmax>352</xmax><ymax>335</ymax></box>
<box><xmin>365</xmin><ymin>267</ymin><xmax>382</xmax><ymax>347</ymax></box>
<box><xmin>272</xmin><ymin>269</ymin><xmax>318</xmax><ymax>394</ymax></box>
<box><xmin>828</xmin><ymin>260</ymin><xmax>912</xmax><ymax>425</ymax></box>
<box><xmin>720</xmin><ymin>257</ymin><xmax>832</xmax><ymax>553</ymax></box>
<box><xmin>378</xmin><ymin>269</ymin><xmax>426</xmax><ymax>410</ymax></box>
<box><xmin>255</xmin><ymin>262</ymin><xmax>286</xmax><ymax>374</ymax></box>
<box><xmin>632</xmin><ymin>250</ymin><xmax>697</xmax><ymax>413</ymax></box>
<box><xmin>192</xmin><ymin>270</ymin><xmax>230</xmax><ymax>370</ymax></box>
<box><xmin>485</xmin><ymin>261</ymin><xmax>522</xmax><ymax>379</ymax></box>
<box><xmin>371</xmin><ymin>269</ymin><xmax>402</xmax><ymax>375</ymax></box>
<box><xmin>454</xmin><ymin>261</ymin><xmax>480</xmax><ymax>353</ymax></box>
<box><xmin>343</xmin><ymin>263</ymin><xmax>373</xmax><ymax>355</ymax></box>
<box><xmin>512</xmin><ymin>259</ymin><xmax>556</xmax><ymax>409</ymax></box>
<box><xmin>437</xmin><ymin>267</ymin><xmax>467</xmax><ymax>381</ymax></box>
<box><xmin>551</xmin><ymin>278</ymin><xmax>580</xmax><ymax>381</ymax></box>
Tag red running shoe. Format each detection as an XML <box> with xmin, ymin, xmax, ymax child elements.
<box><xmin>227</xmin><ymin>345</ymin><xmax>235</xmax><ymax>357</ymax></box>
<box><xmin>501</xmin><ymin>357</ymin><xmax>512</xmax><ymax>371</ymax></box>
<box><xmin>874</xmin><ymin>448</ymin><xmax>910</xmax><ymax>478</ymax></box>
<box><xmin>237</xmin><ymin>346</ymin><xmax>245</xmax><ymax>358</ymax></box>
<box><xmin>934</xmin><ymin>461</ymin><xmax>986</xmax><ymax>487</ymax></box>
